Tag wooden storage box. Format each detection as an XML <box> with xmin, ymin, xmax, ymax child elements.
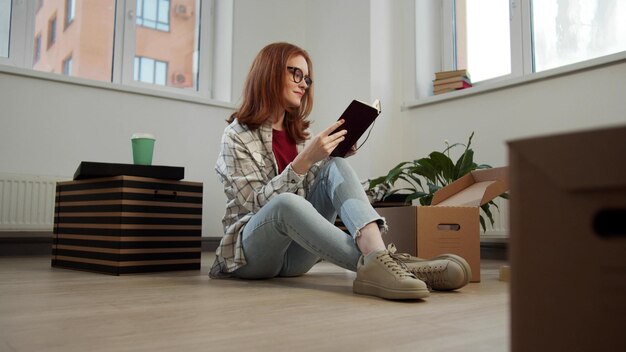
<box><xmin>52</xmin><ymin>176</ymin><xmax>203</xmax><ymax>275</ymax></box>
<box><xmin>508</xmin><ymin>126</ymin><xmax>626</xmax><ymax>351</ymax></box>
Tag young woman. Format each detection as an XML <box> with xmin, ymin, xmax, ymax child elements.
<box><xmin>210</xmin><ymin>42</ymin><xmax>469</xmax><ymax>300</ymax></box>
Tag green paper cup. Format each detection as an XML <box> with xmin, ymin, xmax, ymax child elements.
<box><xmin>131</xmin><ymin>133</ymin><xmax>156</xmax><ymax>165</ymax></box>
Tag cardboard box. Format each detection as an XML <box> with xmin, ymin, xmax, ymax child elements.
<box><xmin>508</xmin><ymin>126</ymin><xmax>626</xmax><ymax>352</ymax></box>
<box><xmin>52</xmin><ymin>176</ymin><xmax>203</xmax><ymax>275</ymax></box>
<box><xmin>377</xmin><ymin>166</ymin><xmax>509</xmax><ymax>282</ymax></box>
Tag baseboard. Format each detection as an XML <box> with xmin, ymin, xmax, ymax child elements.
<box><xmin>0</xmin><ymin>235</ymin><xmax>53</xmax><ymax>256</ymax></box>
<box><xmin>480</xmin><ymin>241</ymin><xmax>508</xmax><ymax>260</ymax></box>
<box><xmin>1</xmin><ymin>233</ymin><xmax>506</xmax><ymax>260</ymax></box>
<box><xmin>0</xmin><ymin>232</ymin><xmax>223</xmax><ymax>256</ymax></box>
<box><xmin>201</xmin><ymin>237</ymin><xmax>222</xmax><ymax>252</ymax></box>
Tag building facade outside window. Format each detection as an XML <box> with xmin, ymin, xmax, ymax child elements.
<box><xmin>65</xmin><ymin>0</ymin><xmax>75</xmax><ymax>27</ymax></box>
<box><xmin>136</xmin><ymin>0</ymin><xmax>171</xmax><ymax>32</ymax></box>
<box><xmin>47</xmin><ymin>14</ymin><xmax>57</xmax><ymax>49</ymax></box>
<box><xmin>134</xmin><ymin>56</ymin><xmax>167</xmax><ymax>85</ymax></box>
<box><xmin>62</xmin><ymin>54</ymin><xmax>72</xmax><ymax>75</ymax></box>
<box><xmin>33</xmin><ymin>34</ymin><xmax>42</xmax><ymax>64</ymax></box>
<box><xmin>25</xmin><ymin>0</ymin><xmax>200</xmax><ymax>90</ymax></box>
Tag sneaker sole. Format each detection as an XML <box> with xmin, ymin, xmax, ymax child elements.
<box><xmin>353</xmin><ymin>280</ymin><xmax>430</xmax><ymax>300</ymax></box>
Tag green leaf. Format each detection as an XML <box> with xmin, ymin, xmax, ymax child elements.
<box><xmin>368</xmin><ymin>176</ymin><xmax>387</xmax><ymax>189</ymax></box>
<box><xmin>414</xmin><ymin>158</ymin><xmax>439</xmax><ymax>184</ymax></box>
<box><xmin>480</xmin><ymin>203</ymin><xmax>495</xmax><ymax>229</ymax></box>
<box><xmin>455</xmin><ymin>149</ymin><xmax>476</xmax><ymax>178</ymax></box>
<box><xmin>405</xmin><ymin>191</ymin><xmax>429</xmax><ymax>203</ymax></box>
<box><xmin>429</xmin><ymin>151</ymin><xmax>455</xmax><ymax>184</ymax></box>
<box><xmin>427</xmin><ymin>182</ymin><xmax>441</xmax><ymax>195</ymax></box>
<box><xmin>479</xmin><ymin>215</ymin><xmax>486</xmax><ymax>232</ymax></box>
<box><xmin>419</xmin><ymin>194</ymin><xmax>434</xmax><ymax>206</ymax></box>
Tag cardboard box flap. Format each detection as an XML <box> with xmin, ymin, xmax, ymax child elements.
<box><xmin>431</xmin><ymin>167</ymin><xmax>509</xmax><ymax>207</ymax></box>
<box><xmin>507</xmin><ymin>126</ymin><xmax>626</xmax><ymax>191</ymax></box>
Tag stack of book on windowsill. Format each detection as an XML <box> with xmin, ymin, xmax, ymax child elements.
<box><xmin>433</xmin><ymin>69</ymin><xmax>472</xmax><ymax>95</ymax></box>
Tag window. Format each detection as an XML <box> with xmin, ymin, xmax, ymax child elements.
<box><xmin>65</xmin><ymin>0</ymin><xmax>75</xmax><ymax>27</ymax></box>
<box><xmin>47</xmin><ymin>14</ymin><xmax>56</xmax><ymax>49</ymax></box>
<box><xmin>136</xmin><ymin>0</ymin><xmax>171</xmax><ymax>32</ymax></box>
<box><xmin>455</xmin><ymin>0</ymin><xmax>511</xmax><ymax>83</ymax></box>
<box><xmin>134</xmin><ymin>0</ymin><xmax>199</xmax><ymax>89</ymax></box>
<box><xmin>417</xmin><ymin>0</ymin><xmax>626</xmax><ymax>98</ymax></box>
<box><xmin>0</xmin><ymin>0</ymin><xmax>10</xmax><ymax>58</ymax></box>
<box><xmin>1</xmin><ymin>0</ymin><xmax>230</xmax><ymax>101</ymax></box>
<box><xmin>134</xmin><ymin>56</ymin><xmax>168</xmax><ymax>85</ymax></box>
<box><xmin>62</xmin><ymin>54</ymin><xmax>72</xmax><ymax>75</ymax></box>
<box><xmin>531</xmin><ymin>0</ymin><xmax>626</xmax><ymax>72</ymax></box>
<box><xmin>33</xmin><ymin>0</ymin><xmax>115</xmax><ymax>81</ymax></box>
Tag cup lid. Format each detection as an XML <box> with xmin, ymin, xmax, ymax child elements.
<box><xmin>132</xmin><ymin>133</ymin><xmax>155</xmax><ymax>140</ymax></box>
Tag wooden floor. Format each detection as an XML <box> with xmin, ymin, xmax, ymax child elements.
<box><xmin>0</xmin><ymin>253</ymin><xmax>510</xmax><ymax>352</ymax></box>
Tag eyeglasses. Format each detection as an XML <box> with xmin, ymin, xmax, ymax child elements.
<box><xmin>287</xmin><ymin>66</ymin><xmax>313</xmax><ymax>87</ymax></box>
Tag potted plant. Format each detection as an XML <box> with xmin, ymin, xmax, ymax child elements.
<box><xmin>368</xmin><ymin>132</ymin><xmax>508</xmax><ymax>231</ymax></box>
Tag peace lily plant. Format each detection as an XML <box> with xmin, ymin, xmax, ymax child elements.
<box><xmin>368</xmin><ymin>132</ymin><xmax>508</xmax><ymax>231</ymax></box>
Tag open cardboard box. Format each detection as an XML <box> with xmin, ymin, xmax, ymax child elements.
<box><xmin>508</xmin><ymin>126</ymin><xmax>626</xmax><ymax>351</ymax></box>
<box><xmin>377</xmin><ymin>166</ymin><xmax>509</xmax><ymax>282</ymax></box>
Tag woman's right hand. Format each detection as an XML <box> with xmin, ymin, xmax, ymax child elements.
<box><xmin>291</xmin><ymin>119</ymin><xmax>347</xmax><ymax>174</ymax></box>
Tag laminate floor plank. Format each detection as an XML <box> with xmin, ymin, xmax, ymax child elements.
<box><xmin>0</xmin><ymin>254</ymin><xmax>509</xmax><ymax>352</ymax></box>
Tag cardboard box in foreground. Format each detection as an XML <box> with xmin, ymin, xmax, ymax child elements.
<box><xmin>508</xmin><ymin>126</ymin><xmax>626</xmax><ymax>352</ymax></box>
<box><xmin>378</xmin><ymin>167</ymin><xmax>509</xmax><ymax>282</ymax></box>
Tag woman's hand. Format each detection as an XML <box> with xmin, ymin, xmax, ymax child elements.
<box><xmin>292</xmin><ymin>120</ymin><xmax>347</xmax><ymax>174</ymax></box>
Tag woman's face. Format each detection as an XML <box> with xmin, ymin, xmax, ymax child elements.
<box><xmin>283</xmin><ymin>55</ymin><xmax>310</xmax><ymax>109</ymax></box>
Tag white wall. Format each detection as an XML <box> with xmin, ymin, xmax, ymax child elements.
<box><xmin>401</xmin><ymin>61</ymin><xmax>626</xmax><ymax>170</ymax></box>
<box><xmin>1</xmin><ymin>0</ymin><xmax>625</xmax><ymax>238</ymax></box>
<box><xmin>0</xmin><ymin>71</ymin><xmax>231</xmax><ymax>236</ymax></box>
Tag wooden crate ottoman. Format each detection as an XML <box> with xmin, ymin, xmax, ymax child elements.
<box><xmin>52</xmin><ymin>175</ymin><xmax>203</xmax><ymax>275</ymax></box>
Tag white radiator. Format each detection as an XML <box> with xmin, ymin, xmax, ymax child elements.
<box><xmin>482</xmin><ymin>197</ymin><xmax>509</xmax><ymax>240</ymax></box>
<box><xmin>0</xmin><ymin>174</ymin><xmax>66</xmax><ymax>232</ymax></box>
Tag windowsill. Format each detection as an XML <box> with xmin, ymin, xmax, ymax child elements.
<box><xmin>0</xmin><ymin>64</ymin><xmax>236</xmax><ymax>110</ymax></box>
<box><xmin>402</xmin><ymin>51</ymin><xmax>626</xmax><ymax>110</ymax></box>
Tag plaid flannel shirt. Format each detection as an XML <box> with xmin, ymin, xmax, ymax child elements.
<box><xmin>210</xmin><ymin>118</ymin><xmax>325</xmax><ymax>278</ymax></box>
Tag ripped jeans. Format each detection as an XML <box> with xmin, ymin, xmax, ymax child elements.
<box><xmin>232</xmin><ymin>157</ymin><xmax>386</xmax><ymax>279</ymax></box>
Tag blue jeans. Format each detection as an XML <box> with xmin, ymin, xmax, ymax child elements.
<box><xmin>232</xmin><ymin>158</ymin><xmax>385</xmax><ymax>279</ymax></box>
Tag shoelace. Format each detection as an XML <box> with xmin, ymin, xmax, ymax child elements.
<box><xmin>387</xmin><ymin>244</ymin><xmax>413</xmax><ymax>262</ymax></box>
<box><xmin>410</xmin><ymin>265</ymin><xmax>447</xmax><ymax>290</ymax></box>
<box><xmin>377</xmin><ymin>252</ymin><xmax>415</xmax><ymax>278</ymax></box>
<box><xmin>386</xmin><ymin>244</ymin><xmax>444</xmax><ymax>290</ymax></box>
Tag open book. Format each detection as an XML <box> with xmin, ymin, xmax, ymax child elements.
<box><xmin>330</xmin><ymin>99</ymin><xmax>381</xmax><ymax>157</ymax></box>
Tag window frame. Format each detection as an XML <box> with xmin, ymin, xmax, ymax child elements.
<box><xmin>0</xmin><ymin>0</ymin><xmax>231</xmax><ymax>106</ymax></box>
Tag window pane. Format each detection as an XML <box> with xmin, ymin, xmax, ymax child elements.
<box><xmin>0</xmin><ymin>0</ymin><xmax>10</xmax><ymax>58</ymax></box>
<box><xmin>33</xmin><ymin>0</ymin><xmax>115</xmax><ymax>81</ymax></box>
<box><xmin>134</xmin><ymin>0</ymin><xmax>200</xmax><ymax>90</ymax></box>
<box><xmin>532</xmin><ymin>0</ymin><xmax>626</xmax><ymax>72</ymax></box>
<box><xmin>456</xmin><ymin>0</ymin><xmax>511</xmax><ymax>82</ymax></box>
<box><xmin>140</xmin><ymin>57</ymin><xmax>155</xmax><ymax>83</ymax></box>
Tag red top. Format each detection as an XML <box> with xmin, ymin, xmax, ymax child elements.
<box><xmin>272</xmin><ymin>129</ymin><xmax>298</xmax><ymax>173</ymax></box>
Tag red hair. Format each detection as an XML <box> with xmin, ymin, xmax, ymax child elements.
<box><xmin>228</xmin><ymin>42</ymin><xmax>313</xmax><ymax>143</ymax></box>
